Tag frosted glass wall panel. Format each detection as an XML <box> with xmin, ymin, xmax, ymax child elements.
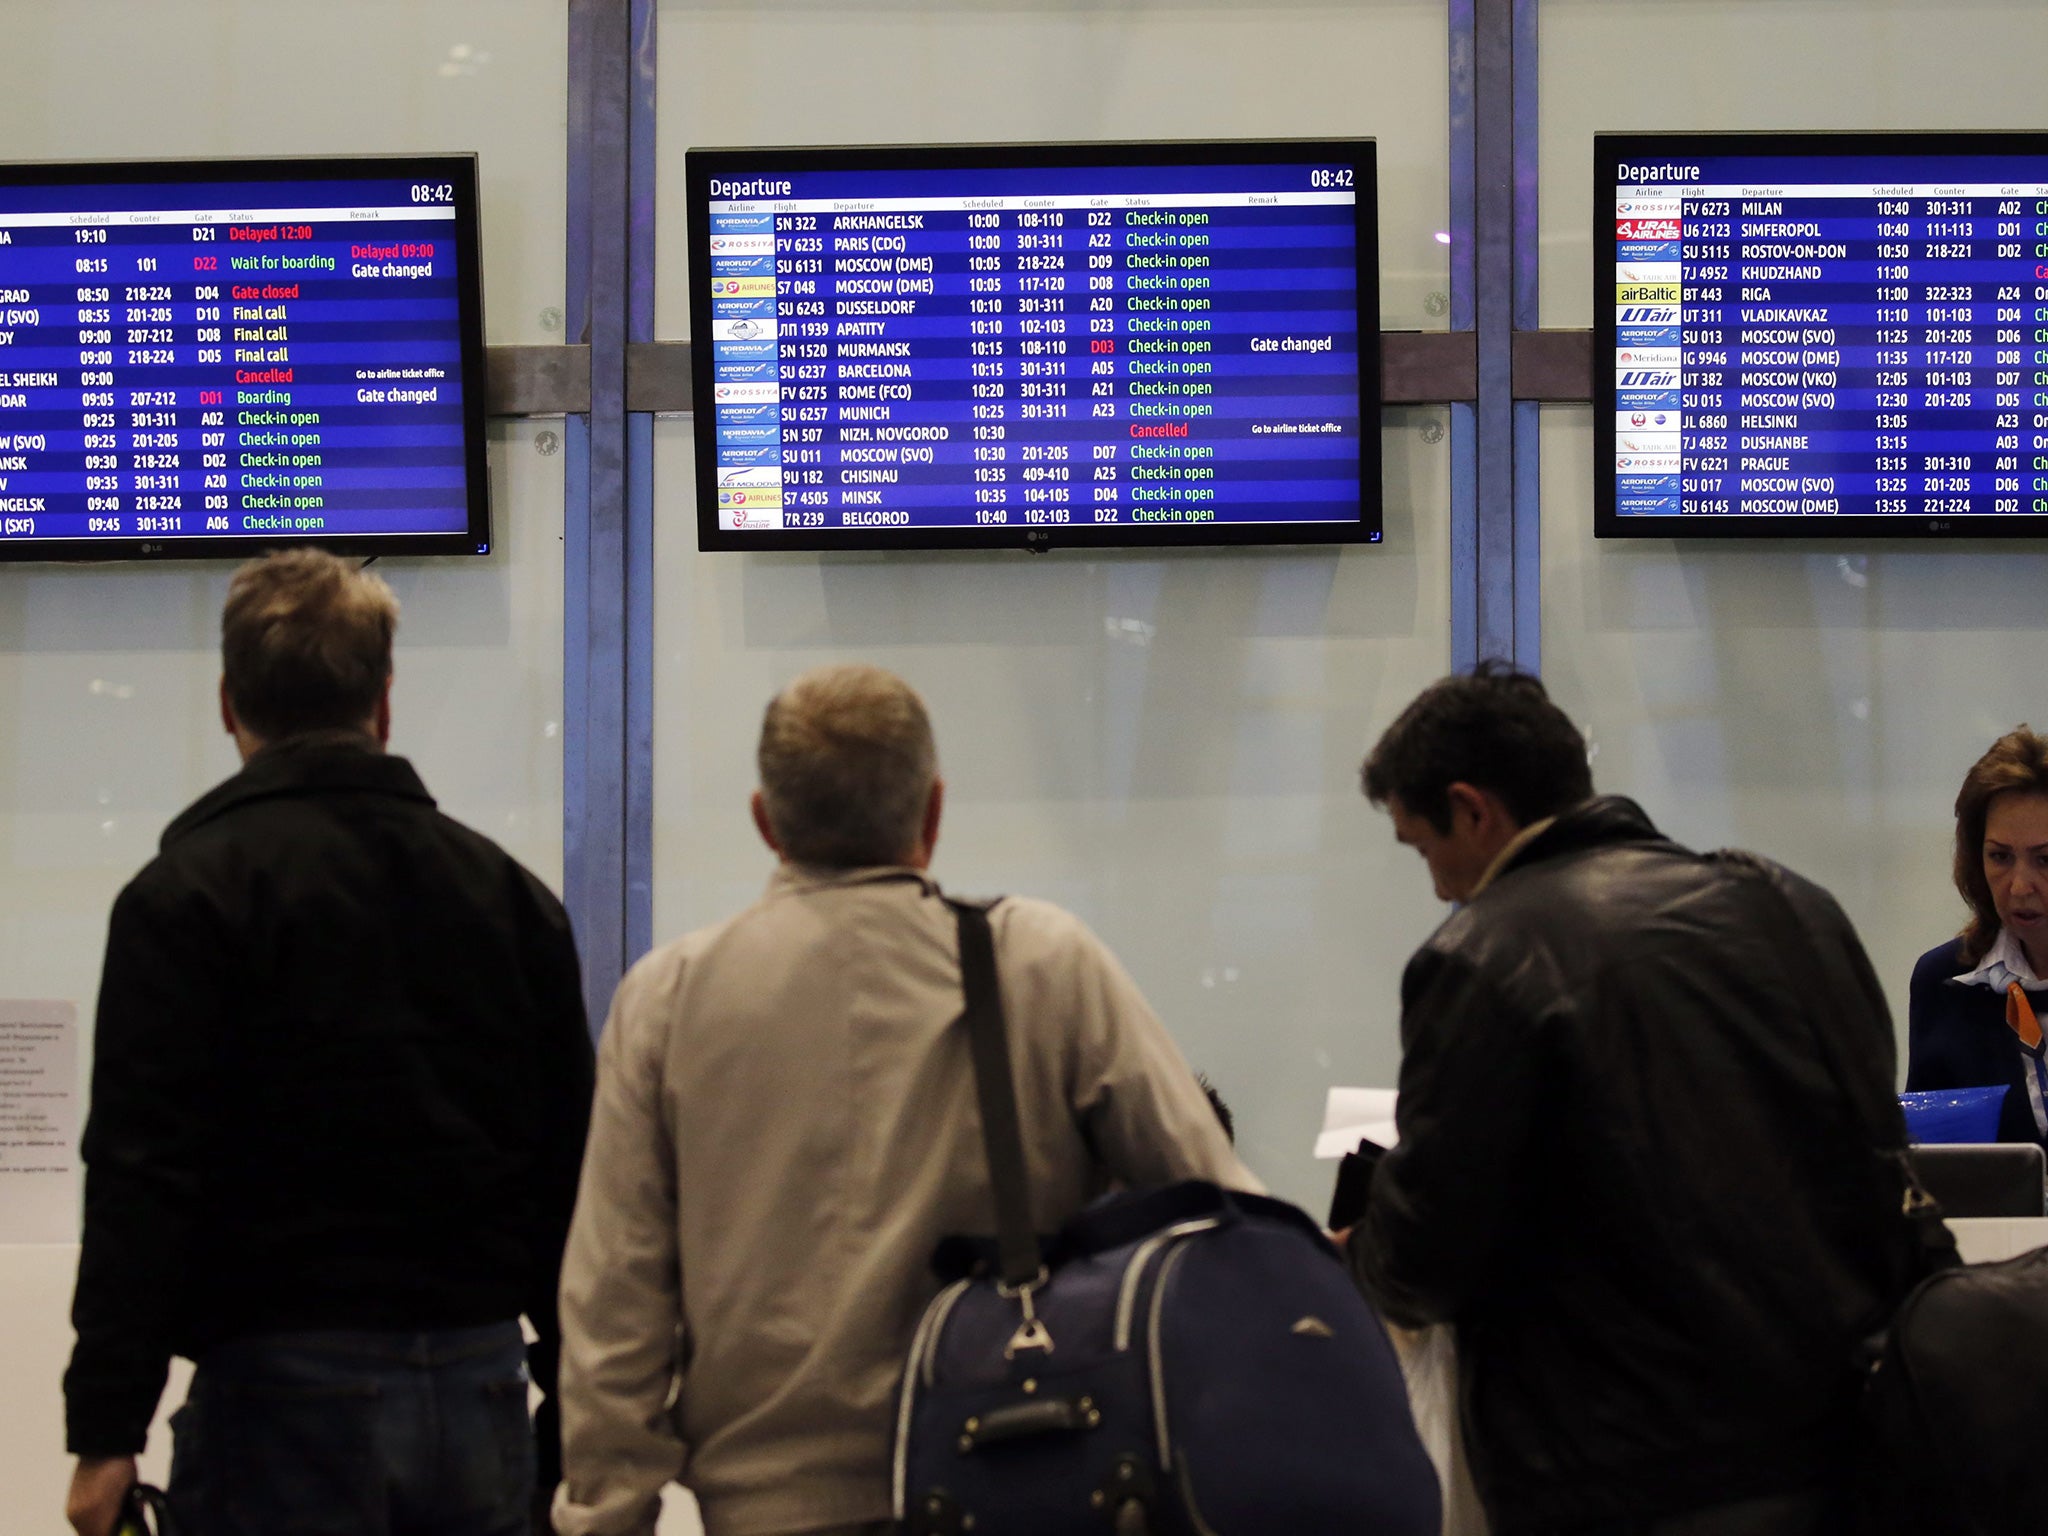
<box><xmin>1540</xmin><ymin>0</ymin><xmax>2048</xmax><ymax>1033</ymax></box>
<box><xmin>651</xmin><ymin>418</ymin><xmax>1450</xmax><ymax>1210</ymax></box>
<box><xmin>0</xmin><ymin>2</ymin><xmax>567</xmax><ymax>1511</ymax></box>
<box><xmin>653</xmin><ymin>1</ymin><xmax>1453</xmax><ymax>1209</ymax></box>
<box><xmin>0</xmin><ymin>0</ymin><xmax>569</xmax><ymax>344</ymax></box>
<box><xmin>655</xmin><ymin>0</ymin><xmax>1452</xmax><ymax>335</ymax></box>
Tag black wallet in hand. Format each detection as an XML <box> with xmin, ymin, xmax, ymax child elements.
<box><xmin>1327</xmin><ymin>1138</ymin><xmax>1389</xmax><ymax>1231</ymax></box>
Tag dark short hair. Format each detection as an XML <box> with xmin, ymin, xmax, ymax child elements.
<box><xmin>1952</xmin><ymin>727</ymin><xmax>2048</xmax><ymax>966</ymax></box>
<box><xmin>222</xmin><ymin>550</ymin><xmax>398</xmax><ymax>741</ymax></box>
<box><xmin>1361</xmin><ymin>661</ymin><xmax>1594</xmax><ymax>832</ymax></box>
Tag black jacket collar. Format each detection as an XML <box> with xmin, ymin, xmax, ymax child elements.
<box><xmin>162</xmin><ymin>733</ymin><xmax>433</xmax><ymax>850</ymax></box>
<box><xmin>1496</xmin><ymin>794</ymin><xmax>1666</xmax><ymax>884</ymax></box>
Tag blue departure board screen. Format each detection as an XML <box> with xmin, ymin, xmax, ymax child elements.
<box><xmin>1597</xmin><ymin>132</ymin><xmax>2048</xmax><ymax>539</ymax></box>
<box><xmin>686</xmin><ymin>141</ymin><xmax>1378</xmax><ymax>551</ymax></box>
<box><xmin>0</xmin><ymin>155</ymin><xmax>489</xmax><ymax>561</ymax></box>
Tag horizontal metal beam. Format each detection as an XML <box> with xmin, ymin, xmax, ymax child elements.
<box><xmin>626</xmin><ymin>341</ymin><xmax>691</xmax><ymax>412</ymax></box>
<box><xmin>480</xmin><ymin>332</ymin><xmax>1581</xmax><ymax>417</ymax></box>
<box><xmin>613</xmin><ymin>333</ymin><xmax>1481</xmax><ymax>416</ymax></box>
<box><xmin>485</xmin><ymin>343</ymin><xmax>592</xmax><ymax>417</ymax></box>
<box><xmin>1384</xmin><ymin>332</ymin><xmax>1477</xmax><ymax>404</ymax></box>
<box><xmin>1510</xmin><ymin>329</ymin><xmax>1593</xmax><ymax>402</ymax></box>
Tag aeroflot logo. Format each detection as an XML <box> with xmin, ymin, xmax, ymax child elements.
<box><xmin>1617</xmin><ymin>370</ymin><xmax>1679</xmax><ymax>387</ymax></box>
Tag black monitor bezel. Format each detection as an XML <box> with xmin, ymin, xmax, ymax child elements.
<box><xmin>1595</xmin><ymin>129</ymin><xmax>2048</xmax><ymax>541</ymax></box>
<box><xmin>685</xmin><ymin>138</ymin><xmax>1381</xmax><ymax>554</ymax></box>
<box><xmin>0</xmin><ymin>152</ymin><xmax>492</xmax><ymax>563</ymax></box>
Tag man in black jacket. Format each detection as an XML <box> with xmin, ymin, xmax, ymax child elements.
<box><xmin>1348</xmin><ymin>664</ymin><xmax>1914</xmax><ymax>1536</ymax></box>
<box><xmin>64</xmin><ymin>550</ymin><xmax>594</xmax><ymax>1536</ymax></box>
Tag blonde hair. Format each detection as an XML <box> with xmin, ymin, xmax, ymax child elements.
<box><xmin>1953</xmin><ymin>727</ymin><xmax>2048</xmax><ymax>965</ymax></box>
<box><xmin>757</xmin><ymin>665</ymin><xmax>936</xmax><ymax>867</ymax></box>
<box><xmin>221</xmin><ymin>550</ymin><xmax>399</xmax><ymax>740</ymax></box>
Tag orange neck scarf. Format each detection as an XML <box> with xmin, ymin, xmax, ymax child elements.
<box><xmin>2007</xmin><ymin>980</ymin><xmax>2043</xmax><ymax>1052</ymax></box>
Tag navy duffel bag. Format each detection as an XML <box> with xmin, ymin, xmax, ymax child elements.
<box><xmin>892</xmin><ymin>901</ymin><xmax>1441</xmax><ymax>1536</ymax></box>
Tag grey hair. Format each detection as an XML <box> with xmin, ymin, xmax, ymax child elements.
<box><xmin>757</xmin><ymin>665</ymin><xmax>937</xmax><ymax>868</ymax></box>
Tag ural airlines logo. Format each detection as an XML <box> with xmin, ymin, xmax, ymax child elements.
<box><xmin>1617</xmin><ymin>305</ymin><xmax>1680</xmax><ymax>324</ymax></box>
<box><xmin>1616</xmin><ymin>219</ymin><xmax>1681</xmax><ymax>240</ymax></box>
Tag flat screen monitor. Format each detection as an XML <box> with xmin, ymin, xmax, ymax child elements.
<box><xmin>1596</xmin><ymin>131</ymin><xmax>2048</xmax><ymax>538</ymax></box>
<box><xmin>685</xmin><ymin>140</ymin><xmax>1378</xmax><ymax>552</ymax></box>
<box><xmin>0</xmin><ymin>154</ymin><xmax>490</xmax><ymax>561</ymax></box>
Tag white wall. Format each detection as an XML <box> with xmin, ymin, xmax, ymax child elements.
<box><xmin>651</xmin><ymin>0</ymin><xmax>1455</xmax><ymax>1218</ymax></box>
<box><xmin>0</xmin><ymin>2</ymin><xmax>569</xmax><ymax>1525</ymax></box>
<box><xmin>1538</xmin><ymin>0</ymin><xmax>2048</xmax><ymax>1037</ymax></box>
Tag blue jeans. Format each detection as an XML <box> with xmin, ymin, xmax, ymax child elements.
<box><xmin>167</xmin><ymin>1323</ymin><xmax>534</xmax><ymax>1536</ymax></box>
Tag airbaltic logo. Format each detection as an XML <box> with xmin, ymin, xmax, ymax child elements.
<box><xmin>1617</xmin><ymin>163</ymin><xmax>1701</xmax><ymax>184</ymax></box>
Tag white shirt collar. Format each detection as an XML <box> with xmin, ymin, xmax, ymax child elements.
<box><xmin>1951</xmin><ymin>926</ymin><xmax>2048</xmax><ymax>992</ymax></box>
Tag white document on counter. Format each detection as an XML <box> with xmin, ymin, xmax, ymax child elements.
<box><xmin>0</xmin><ymin>1000</ymin><xmax>79</xmax><ymax>1244</ymax></box>
<box><xmin>1315</xmin><ymin>1085</ymin><xmax>1399</xmax><ymax>1159</ymax></box>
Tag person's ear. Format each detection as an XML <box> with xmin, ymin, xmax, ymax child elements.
<box><xmin>219</xmin><ymin>676</ymin><xmax>237</xmax><ymax>738</ymax></box>
<box><xmin>920</xmin><ymin>777</ymin><xmax>944</xmax><ymax>860</ymax></box>
<box><xmin>1443</xmin><ymin>781</ymin><xmax>1490</xmax><ymax>833</ymax></box>
<box><xmin>751</xmin><ymin>790</ymin><xmax>783</xmax><ymax>857</ymax></box>
<box><xmin>372</xmin><ymin>675</ymin><xmax>392</xmax><ymax>747</ymax></box>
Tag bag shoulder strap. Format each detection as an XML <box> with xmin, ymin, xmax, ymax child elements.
<box><xmin>947</xmin><ymin>896</ymin><xmax>1042</xmax><ymax>1291</ymax></box>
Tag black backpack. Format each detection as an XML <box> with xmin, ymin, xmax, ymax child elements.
<box><xmin>1723</xmin><ymin>852</ymin><xmax>2048</xmax><ymax>1536</ymax></box>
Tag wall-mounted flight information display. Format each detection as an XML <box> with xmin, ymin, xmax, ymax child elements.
<box><xmin>686</xmin><ymin>141</ymin><xmax>1378</xmax><ymax>551</ymax></box>
<box><xmin>1597</xmin><ymin>132</ymin><xmax>2048</xmax><ymax>539</ymax></box>
<box><xmin>0</xmin><ymin>155</ymin><xmax>489</xmax><ymax>561</ymax></box>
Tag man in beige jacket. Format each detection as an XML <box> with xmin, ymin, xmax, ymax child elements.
<box><xmin>553</xmin><ymin>664</ymin><xmax>1257</xmax><ymax>1536</ymax></box>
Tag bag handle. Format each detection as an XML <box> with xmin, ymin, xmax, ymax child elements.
<box><xmin>116</xmin><ymin>1484</ymin><xmax>176</xmax><ymax>1536</ymax></box>
<box><xmin>949</xmin><ymin>897</ymin><xmax>1044</xmax><ymax>1295</ymax></box>
<box><xmin>1710</xmin><ymin>851</ymin><xmax>1955</xmax><ymax>1261</ymax></box>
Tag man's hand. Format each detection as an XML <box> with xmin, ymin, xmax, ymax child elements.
<box><xmin>66</xmin><ymin>1455</ymin><xmax>137</xmax><ymax>1536</ymax></box>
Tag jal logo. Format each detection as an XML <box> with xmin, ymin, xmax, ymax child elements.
<box><xmin>1630</xmin><ymin>413</ymin><xmax>1647</xmax><ymax>427</ymax></box>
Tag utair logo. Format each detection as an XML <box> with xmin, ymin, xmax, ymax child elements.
<box><xmin>1618</xmin><ymin>305</ymin><xmax>1679</xmax><ymax>325</ymax></box>
<box><xmin>1618</xmin><ymin>370</ymin><xmax>1679</xmax><ymax>387</ymax></box>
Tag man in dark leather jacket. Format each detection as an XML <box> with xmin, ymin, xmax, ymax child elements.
<box><xmin>63</xmin><ymin>550</ymin><xmax>593</xmax><ymax>1536</ymax></box>
<box><xmin>1347</xmin><ymin>665</ymin><xmax>1914</xmax><ymax>1536</ymax></box>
